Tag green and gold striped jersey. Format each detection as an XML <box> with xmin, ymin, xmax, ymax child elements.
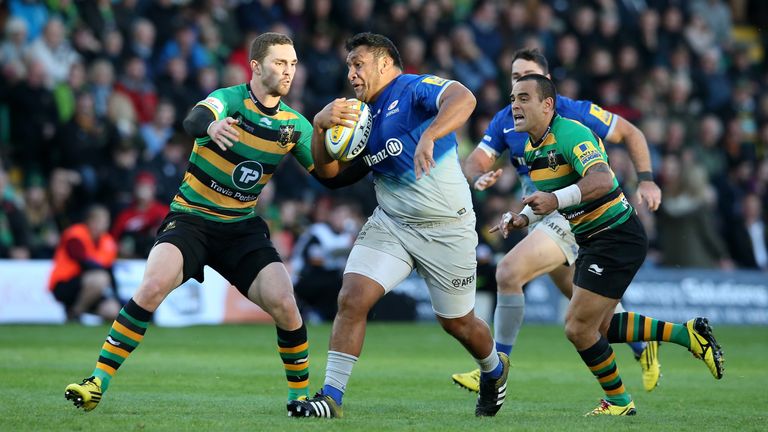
<box><xmin>524</xmin><ymin>115</ymin><xmax>633</xmax><ymax>237</ymax></box>
<box><xmin>171</xmin><ymin>83</ymin><xmax>314</xmax><ymax>222</ymax></box>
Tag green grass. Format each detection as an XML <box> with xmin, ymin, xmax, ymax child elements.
<box><xmin>1</xmin><ymin>323</ymin><xmax>766</xmax><ymax>431</ymax></box>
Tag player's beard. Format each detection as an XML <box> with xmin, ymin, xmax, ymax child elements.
<box><xmin>262</xmin><ymin>73</ymin><xmax>291</xmax><ymax>97</ymax></box>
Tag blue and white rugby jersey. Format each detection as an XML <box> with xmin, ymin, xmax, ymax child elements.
<box><xmin>478</xmin><ymin>95</ymin><xmax>618</xmax><ymax>196</ymax></box>
<box><xmin>361</xmin><ymin>74</ymin><xmax>473</xmax><ymax>224</ymax></box>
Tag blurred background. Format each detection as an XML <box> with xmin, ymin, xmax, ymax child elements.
<box><xmin>0</xmin><ymin>0</ymin><xmax>767</xmax><ymax>325</ymax></box>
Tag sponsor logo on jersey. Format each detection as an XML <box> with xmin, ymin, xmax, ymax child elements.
<box><xmin>363</xmin><ymin>138</ymin><xmax>403</xmax><ymax>166</ymax></box>
<box><xmin>232</xmin><ymin>160</ymin><xmax>264</xmax><ymax>190</ymax></box>
<box><xmin>482</xmin><ymin>134</ymin><xmax>492</xmax><ymax>143</ymax></box>
<box><xmin>162</xmin><ymin>221</ymin><xmax>176</xmax><ymax>232</ymax></box>
<box><xmin>386</xmin><ymin>99</ymin><xmax>400</xmax><ymax>117</ymax></box>
<box><xmin>422</xmin><ymin>76</ymin><xmax>448</xmax><ymax>86</ymax></box>
<box><xmin>547</xmin><ymin>149</ymin><xmax>559</xmax><ymax>171</ymax></box>
<box><xmin>201</xmin><ymin>97</ymin><xmax>224</xmax><ymax>113</ymax></box>
<box><xmin>259</xmin><ymin>117</ymin><xmax>273</xmax><ymax>127</ymax></box>
<box><xmin>574</xmin><ymin>141</ymin><xmax>602</xmax><ymax>166</ymax></box>
<box><xmin>589</xmin><ymin>104</ymin><xmax>613</xmax><ymax>126</ymax></box>
<box><xmin>503</xmin><ymin>127</ymin><xmax>515</xmax><ymax>133</ymax></box>
<box><xmin>278</xmin><ymin>124</ymin><xmax>295</xmax><ymax>147</ymax></box>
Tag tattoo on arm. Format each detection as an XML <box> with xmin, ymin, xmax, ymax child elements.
<box><xmin>585</xmin><ymin>163</ymin><xmax>611</xmax><ymax>175</ymax></box>
<box><xmin>579</xmin><ymin>163</ymin><xmax>613</xmax><ymax>200</ymax></box>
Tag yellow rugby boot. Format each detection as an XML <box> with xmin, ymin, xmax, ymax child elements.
<box><xmin>65</xmin><ymin>376</ymin><xmax>103</xmax><ymax>411</ymax></box>
<box><xmin>639</xmin><ymin>341</ymin><xmax>661</xmax><ymax>391</ymax></box>
<box><xmin>585</xmin><ymin>399</ymin><xmax>637</xmax><ymax>416</ymax></box>
<box><xmin>451</xmin><ymin>368</ymin><xmax>480</xmax><ymax>393</ymax></box>
<box><xmin>685</xmin><ymin>318</ymin><xmax>724</xmax><ymax>379</ymax></box>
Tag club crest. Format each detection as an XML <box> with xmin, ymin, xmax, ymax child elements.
<box><xmin>278</xmin><ymin>124</ymin><xmax>295</xmax><ymax>147</ymax></box>
<box><xmin>547</xmin><ymin>150</ymin><xmax>558</xmax><ymax>171</ymax></box>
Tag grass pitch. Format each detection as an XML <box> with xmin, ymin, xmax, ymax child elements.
<box><xmin>1</xmin><ymin>323</ymin><xmax>765</xmax><ymax>431</ymax></box>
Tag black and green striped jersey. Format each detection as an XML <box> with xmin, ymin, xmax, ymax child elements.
<box><xmin>172</xmin><ymin>83</ymin><xmax>314</xmax><ymax>222</ymax></box>
<box><xmin>524</xmin><ymin>115</ymin><xmax>633</xmax><ymax>237</ymax></box>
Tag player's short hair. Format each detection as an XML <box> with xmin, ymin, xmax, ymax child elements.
<box><xmin>516</xmin><ymin>74</ymin><xmax>557</xmax><ymax>109</ymax></box>
<box><xmin>249</xmin><ymin>32</ymin><xmax>294</xmax><ymax>62</ymax></box>
<box><xmin>512</xmin><ymin>48</ymin><xmax>549</xmax><ymax>75</ymax></box>
<box><xmin>346</xmin><ymin>32</ymin><xmax>403</xmax><ymax>70</ymax></box>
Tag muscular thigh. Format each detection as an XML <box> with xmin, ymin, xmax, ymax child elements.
<box><xmin>530</xmin><ymin>212</ymin><xmax>578</xmax><ymax>265</ymax></box>
<box><xmin>499</xmin><ymin>228</ymin><xmax>569</xmax><ymax>283</ymax></box>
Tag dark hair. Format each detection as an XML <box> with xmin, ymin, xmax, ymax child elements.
<box><xmin>511</xmin><ymin>48</ymin><xmax>549</xmax><ymax>75</ymax></box>
<box><xmin>345</xmin><ymin>32</ymin><xmax>403</xmax><ymax>70</ymax></box>
<box><xmin>249</xmin><ymin>32</ymin><xmax>294</xmax><ymax>62</ymax></box>
<box><xmin>516</xmin><ymin>74</ymin><xmax>557</xmax><ymax>108</ymax></box>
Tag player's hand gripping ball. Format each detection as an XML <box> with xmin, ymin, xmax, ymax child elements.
<box><xmin>325</xmin><ymin>99</ymin><xmax>372</xmax><ymax>162</ymax></box>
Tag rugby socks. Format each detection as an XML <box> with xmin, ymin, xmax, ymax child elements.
<box><xmin>579</xmin><ymin>337</ymin><xmax>632</xmax><ymax>406</ymax></box>
<box><xmin>92</xmin><ymin>298</ymin><xmax>152</xmax><ymax>392</ymax></box>
<box><xmin>477</xmin><ymin>347</ymin><xmax>503</xmax><ymax>380</ymax></box>
<box><xmin>607</xmin><ymin>312</ymin><xmax>690</xmax><ymax>348</ymax></box>
<box><xmin>613</xmin><ymin>303</ymin><xmax>647</xmax><ymax>358</ymax></box>
<box><xmin>493</xmin><ymin>293</ymin><xmax>525</xmax><ymax>357</ymax></box>
<box><xmin>323</xmin><ymin>351</ymin><xmax>358</xmax><ymax>405</ymax></box>
<box><xmin>277</xmin><ymin>323</ymin><xmax>310</xmax><ymax>400</ymax></box>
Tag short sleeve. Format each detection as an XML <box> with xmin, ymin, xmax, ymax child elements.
<box><xmin>477</xmin><ymin>111</ymin><xmax>506</xmax><ymax>157</ymax></box>
<box><xmin>557</xmin><ymin>96</ymin><xmax>617</xmax><ymax>141</ymax></box>
<box><xmin>568</xmin><ymin>137</ymin><xmax>608</xmax><ymax>176</ymax></box>
<box><xmin>291</xmin><ymin>116</ymin><xmax>315</xmax><ymax>172</ymax></box>
<box><xmin>195</xmin><ymin>88</ymin><xmax>229</xmax><ymax>120</ymax></box>
<box><xmin>413</xmin><ymin>75</ymin><xmax>454</xmax><ymax>114</ymax></box>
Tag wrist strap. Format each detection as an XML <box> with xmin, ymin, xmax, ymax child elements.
<box><xmin>637</xmin><ymin>171</ymin><xmax>653</xmax><ymax>182</ymax></box>
<box><xmin>552</xmin><ymin>184</ymin><xmax>581</xmax><ymax>209</ymax></box>
<box><xmin>519</xmin><ymin>205</ymin><xmax>543</xmax><ymax>225</ymax></box>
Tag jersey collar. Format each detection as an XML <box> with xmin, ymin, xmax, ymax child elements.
<box><xmin>529</xmin><ymin>114</ymin><xmax>559</xmax><ymax>148</ymax></box>
<box><xmin>246</xmin><ymin>83</ymin><xmax>280</xmax><ymax>116</ymax></box>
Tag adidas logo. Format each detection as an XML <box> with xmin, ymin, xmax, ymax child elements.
<box><xmin>588</xmin><ymin>264</ymin><xmax>604</xmax><ymax>275</ymax></box>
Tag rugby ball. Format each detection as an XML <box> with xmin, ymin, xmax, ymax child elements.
<box><xmin>325</xmin><ymin>99</ymin><xmax>372</xmax><ymax>162</ymax></box>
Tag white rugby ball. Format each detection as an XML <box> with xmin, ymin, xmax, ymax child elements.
<box><xmin>325</xmin><ymin>99</ymin><xmax>372</xmax><ymax>162</ymax></box>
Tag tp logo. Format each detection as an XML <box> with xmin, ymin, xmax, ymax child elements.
<box><xmin>232</xmin><ymin>161</ymin><xmax>264</xmax><ymax>190</ymax></box>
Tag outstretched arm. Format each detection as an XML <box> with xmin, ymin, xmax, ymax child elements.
<box><xmin>607</xmin><ymin>116</ymin><xmax>661</xmax><ymax>211</ymax></box>
<box><xmin>463</xmin><ymin>147</ymin><xmax>503</xmax><ymax>191</ymax></box>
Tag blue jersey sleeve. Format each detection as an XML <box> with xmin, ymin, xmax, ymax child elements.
<box><xmin>412</xmin><ymin>75</ymin><xmax>454</xmax><ymax>114</ymax></box>
<box><xmin>556</xmin><ymin>95</ymin><xmax>617</xmax><ymax>141</ymax></box>
<box><xmin>478</xmin><ymin>110</ymin><xmax>507</xmax><ymax>157</ymax></box>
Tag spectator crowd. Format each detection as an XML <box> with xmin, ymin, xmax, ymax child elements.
<box><xmin>1</xmin><ymin>0</ymin><xmax>767</xmax><ymax>277</ymax></box>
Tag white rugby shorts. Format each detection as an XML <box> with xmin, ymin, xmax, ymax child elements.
<box><xmin>530</xmin><ymin>211</ymin><xmax>578</xmax><ymax>265</ymax></box>
<box><xmin>344</xmin><ymin>207</ymin><xmax>477</xmax><ymax>318</ymax></box>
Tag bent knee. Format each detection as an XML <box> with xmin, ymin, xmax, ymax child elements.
<box><xmin>495</xmin><ymin>261</ymin><xmax>526</xmax><ymax>294</ymax></box>
<box><xmin>265</xmin><ymin>292</ymin><xmax>300</xmax><ymax>318</ymax></box>
<box><xmin>439</xmin><ymin>315</ymin><xmax>473</xmax><ymax>339</ymax></box>
<box><xmin>135</xmin><ymin>276</ymin><xmax>175</xmax><ymax>309</ymax></box>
